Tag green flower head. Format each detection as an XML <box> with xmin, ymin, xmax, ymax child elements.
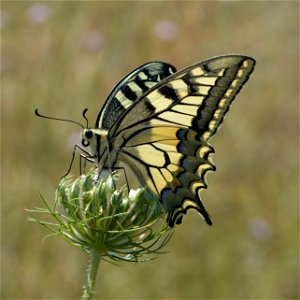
<box><xmin>30</xmin><ymin>168</ymin><xmax>172</xmax><ymax>263</ymax></box>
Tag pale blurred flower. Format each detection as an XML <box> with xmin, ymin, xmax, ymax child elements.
<box><xmin>81</xmin><ymin>30</ymin><xmax>104</xmax><ymax>51</ymax></box>
<box><xmin>68</xmin><ymin>131</ymin><xmax>81</xmax><ymax>149</ymax></box>
<box><xmin>153</xmin><ymin>20</ymin><xmax>178</xmax><ymax>41</ymax></box>
<box><xmin>249</xmin><ymin>217</ymin><xmax>272</xmax><ymax>241</ymax></box>
<box><xmin>0</xmin><ymin>10</ymin><xmax>9</xmax><ymax>30</ymax></box>
<box><xmin>26</xmin><ymin>4</ymin><xmax>53</xmax><ymax>24</ymax></box>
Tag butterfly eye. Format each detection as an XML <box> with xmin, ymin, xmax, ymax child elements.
<box><xmin>85</xmin><ymin>130</ymin><xmax>93</xmax><ymax>139</ymax></box>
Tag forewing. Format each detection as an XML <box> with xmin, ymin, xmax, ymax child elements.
<box><xmin>113</xmin><ymin>55</ymin><xmax>255</xmax><ymax>142</ymax></box>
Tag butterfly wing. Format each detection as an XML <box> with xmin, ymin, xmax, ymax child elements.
<box><xmin>108</xmin><ymin>55</ymin><xmax>255</xmax><ymax>226</ymax></box>
<box><xmin>96</xmin><ymin>62</ymin><xmax>176</xmax><ymax>130</ymax></box>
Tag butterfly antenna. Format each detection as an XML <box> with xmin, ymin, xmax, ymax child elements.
<box><xmin>35</xmin><ymin>109</ymin><xmax>84</xmax><ymax>128</ymax></box>
<box><xmin>82</xmin><ymin>108</ymin><xmax>89</xmax><ymax>128</ymax></box>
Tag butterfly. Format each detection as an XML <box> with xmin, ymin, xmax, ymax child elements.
<box><xmin>45</xmin><ymin>55</ymin><xmax>256</xmax><ymax>227</ymax></box>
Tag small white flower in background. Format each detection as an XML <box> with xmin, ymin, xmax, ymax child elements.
<box><xmin>68</xmin><ymin>132</ymin><xmax>81</xmax><ymax>149</ymax></box>
<box><xmin>248</xmin><ymin>217</ymin><xmax>272</xmax><ymax>241</ymax></box>
<box><xmin>26</xmin><ymin>4</ymin><xmax>53</xmax><ymax>24</ymax></box>
<box><xmin>0</xmin><ymin>10</ymin><xmax>9</xmax><ymax>30</ymax></box>
<box><xmin>81</xmin><ymin>30</ymin><xmax>104</xmax><ymax>52</ymax></box>
<box><xmin>153</xmin><ymin>20</ymin><xmax>178</xmax><ymax>41</ymax></box>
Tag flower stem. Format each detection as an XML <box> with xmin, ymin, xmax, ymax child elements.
<box><xmin>82</xmin><ymin>248</ymin><xmax>102</xmax><ymax>300</ymax></box>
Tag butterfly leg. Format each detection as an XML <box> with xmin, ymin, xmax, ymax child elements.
<box><xmin>111</xmin><ymin>166</ymin><xmax>129</xmax><ymax>190</ymax></box>
<box><xmin>79</xmin><ymin>152</ymin><xmax>94</xmax><ymax>174</ymax></box>
<box><xmin>63</xmin><ymin>144</ymin><xmax>94</xmax><ymax>177</ymax></box>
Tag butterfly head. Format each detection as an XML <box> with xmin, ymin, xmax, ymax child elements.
<box><xmin>81</xmin><ymin>127</ymin><xmax>109</xmax><ymax>161</ymax></box>
<box><xmin>80</xmin><ymin>108</ymin><xmax>97</xmax><ymax>158</ymax></box>
<box><xmin>81</xmin><ymin>128</ymin><xmax>94</xmax><ymax>147</ymax></box>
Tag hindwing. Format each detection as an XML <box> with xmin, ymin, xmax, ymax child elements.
<box><xmin>118</xmin><ymin>125</ymin><xmax>216</xmax><ymax>226</ymax></box>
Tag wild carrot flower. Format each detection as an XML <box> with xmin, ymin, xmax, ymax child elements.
<box><xmin>28</xmin><ymin>168</ymin><xmax>172</xmax><ymax>299</ymax></box>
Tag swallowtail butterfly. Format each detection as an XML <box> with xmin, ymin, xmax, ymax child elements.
<box><xmin>38</xmin><ymin>55</ymin><xmax>256</xmax><ymax>227</ymax></box>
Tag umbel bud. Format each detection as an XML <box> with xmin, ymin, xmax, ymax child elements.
<box><xmin>31</xmin><ymin>168</ymin><xmax>172</xmax><ymax>263</ymax></box>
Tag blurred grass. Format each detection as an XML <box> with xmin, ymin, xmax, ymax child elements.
<box><xmin>1</xmin><ymin>1</ymin><xmax>299</xmax><ymax>299</ymax></box>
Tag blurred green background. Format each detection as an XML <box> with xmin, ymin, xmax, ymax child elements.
<box><xmin>1</xmin><ymin>1</ymin><xmax>299</xmax><ymax>299</ymax></box>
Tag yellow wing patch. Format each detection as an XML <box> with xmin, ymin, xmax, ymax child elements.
<box><xmin>124</xmin><ymin>126</ymin><xmax>179</xmax><ymax>146</ymax></box>
<box><xmin>191</xmin><ymin>76</ymin><xmax>218</xmax><ymax>86</ymax></box>
<box><xmin>134</xmin><ymin>144</ymin><xmax>165</xmax><ymax>167</ymax></box>
<box><xmin>171</xmin><ymin>104</ymin><xmax>199</xmax><ymax>116</ymax></box>
<box><xmin>159</xmin><ymin>111</ymin><xmax>193</xmax><ymax>126</ymax></box>
<box><xmin>181</xmin><ymin>96</ymin><xmax>205</xmax><ymax>105</ymax></box>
